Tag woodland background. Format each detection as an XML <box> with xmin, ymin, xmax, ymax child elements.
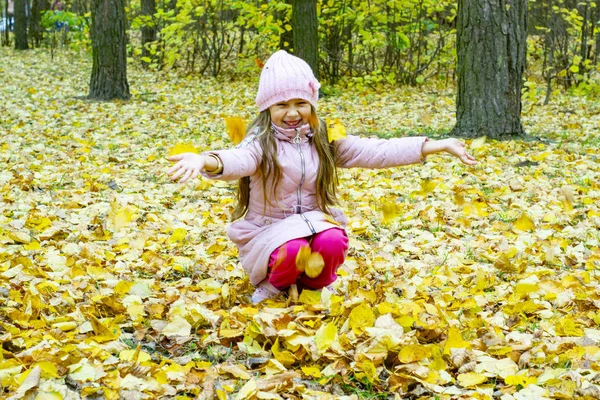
<box><xmin>1</xmin><ymin>0</ymin><xmax>600</xmax><ymax>399</ymax></box>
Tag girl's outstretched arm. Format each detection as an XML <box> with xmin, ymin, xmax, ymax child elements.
<box><xmin>421</xmin><ymin>138</ymin><xmax>477</xmax><ymax>165</ymax></box>
<box><xmin>167</xmin><ymin>153</ymin><xmax>220</xmax><ymax>183</ymax></box>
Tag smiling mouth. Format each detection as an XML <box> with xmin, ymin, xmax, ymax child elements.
<box><xmin>285</xmin><ymin>120</ymin><xmax>302</xmax><ymax>128</ymax></box>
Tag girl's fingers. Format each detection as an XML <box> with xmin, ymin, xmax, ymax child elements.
<box><xmin>167</xmin><ymin>163</ymin><xmax>182</xmax><ymax>175</ymax></box>
<box><xmin>167</xmin><ymin>154</ymin><xmax>184</xmax><ymax>161</ymax></box>
<box><xmin>179</xmin><ymin>169</ymin><xmax>193</xmax><ymax>183</ymax></box>
<box><xmin>170</xmin><ymin>167</ymin><xmax>186</xmax><ymax>181</ymax></box>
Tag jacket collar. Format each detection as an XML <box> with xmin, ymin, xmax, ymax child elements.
<box><xmin>271</xmin><ymin>123</ymin><xmax>312</xmax><ymax>143</ymax></box>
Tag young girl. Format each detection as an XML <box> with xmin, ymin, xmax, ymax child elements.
<box><xmin>167</xmin><ymin>50</ymin><xmax>476</xmax><ymax>304</ymax></box>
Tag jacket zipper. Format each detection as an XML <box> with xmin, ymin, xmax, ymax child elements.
<box><xmin>294</xmin><ymin>129</ymin><xmax>316</xmax><ymax>234</ymax></box>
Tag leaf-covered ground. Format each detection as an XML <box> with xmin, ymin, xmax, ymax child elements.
<box><xmin>1</xmin><ymin>49</ymin><xmax>599</xmax><ymax>400</ymax></box>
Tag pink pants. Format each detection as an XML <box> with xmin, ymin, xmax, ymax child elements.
<box><xmin>267</xmin><ymin>228</ymin><xmax>348</xmax><ymax>290</ymax></box>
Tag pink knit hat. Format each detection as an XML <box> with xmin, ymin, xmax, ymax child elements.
<box><xmin>256</xmin><ymin>50</ymin><xmax>321</xmax><ymax>112</ymax></box>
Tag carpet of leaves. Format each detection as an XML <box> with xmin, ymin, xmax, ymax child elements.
<box><xmin>1</xmin><ymin>49</ymin><xmax>600</xmax><ymax>400</ymax></box>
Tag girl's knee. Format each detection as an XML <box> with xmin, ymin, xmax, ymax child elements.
<box><xmin>313</xmin><ymin>228</ymin><xmax>348</xmax><ymax>255</ymax></box>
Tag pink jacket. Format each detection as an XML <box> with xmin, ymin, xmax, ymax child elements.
<box><xmin>203</xmin><ymin>127</ymin><xmax>427</xmax><ymax>286</ymax></box>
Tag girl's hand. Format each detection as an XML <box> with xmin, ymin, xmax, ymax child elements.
<box><xmin>167</xmin><ymin>153</ymin><xmax>205</xmax><ymax>183</ymax></box>
<box><xmin>443</xmin><ymin>138</ymin><xmax>477</xmax><ymax>165</ymax></box>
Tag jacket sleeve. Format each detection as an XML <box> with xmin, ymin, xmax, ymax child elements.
<box><xmin>334</xmin><ymin>134</ymin><xmax>428</xmax><ymax>169</ymax></box>
<box><xmin>200</xmin><ymin>138</ymin><xmax>262</xmax><ymax>181</ymax></box>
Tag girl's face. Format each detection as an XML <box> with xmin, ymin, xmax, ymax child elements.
<box><xmin>269</xmin><ymin>99</ymin><xmax>312</xmax><ymax>130</ymax></box>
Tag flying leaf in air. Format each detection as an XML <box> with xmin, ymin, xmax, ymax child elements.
<box><xmin>327</xmin><ymin>118</ymin><xmax>347</xmax><ymax>142</ymax></box>
<box><xmin>305</xmin><ymin>252</ymin><xmax>324</xmax><ymax>278</ymax></box>
<box><xmin>225</xmin><ymin>117</ymin><xmax>247</xmax><ymax>145</ymax></box>
<box><xmin>295</xmin><ymin>245</ymin><xmax>311</xmax><ymax>273</ymax></box>
<box><xmin>168</xmin><ymin>143</ymin><xmax>199</xmax><ymax>156</ymax></box>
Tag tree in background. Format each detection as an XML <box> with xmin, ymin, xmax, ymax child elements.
<box><xmin>14</xmin><ymin>0</ymin><xmax>28</xmax><ymax>50</ymax></box>
<box><xmin>291</xmin><ymin>0</ymin><xmax>318</xmax><ymax>79</ymax></box>
<box><xmin>140</xmin><ymin>0</ymin><xmax>156</xmax><ymax>68</ymax></box>
<box><xmin>89</xmin><ymin>0</ymin><xmax>130</xmax><ymax>100</ymax></box>
<box><xmin>452</xmin><ymin>0</ymin><xmax>527</xmax><ymax>139</ymax></box>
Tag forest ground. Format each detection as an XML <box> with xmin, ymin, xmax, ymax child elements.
<box><xmin>1</xmin><ymin>48</ymin><xmax>600</xmax><ymax>399</ymax></box>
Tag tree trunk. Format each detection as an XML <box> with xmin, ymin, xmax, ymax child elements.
<box><xmin>30</xmin><ymin>0</ymin><xmax>43</xmax><ymax>47</ymax></box>
<box><xmin>141</xmin><ymin>0</ymin><xmax>156</xmax><ymax>68</ymax></box>
<box><xmin>451</xmin><ymin>0</ymin><xmax>527</xmax><ymax>139</ymax></box>
<box><xmin>291</xmin><ymin>0</ymin><xmax>319</xmax><ymax>79</ymax></box>
<box><xmin>3</xmin><ymin>0</ymin><xmax>10</xmax><ymax>46</ymax></box>
<box><xmin>14</xmin><ymin>0</ymin><xmax>28</xmax><ymax>50</ymax></box>
<box><xmin>89</xmin><ymin>0</ymin><xmax>130</xmax><ymax>100</ymax></box>
<box><xmin>595</xmin><ymin>0</ymin><xmax>600</xmax><ymax>64</ymax></box>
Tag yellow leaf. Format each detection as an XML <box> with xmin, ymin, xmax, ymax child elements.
<box><xmin>349</xmin><ymin>303</ymin><xmax>375</xmax><ymax>335</ymax></box>
<box><xmin>505</xmin><ymin>374</ymin><xmax>537</xmax><ymax>387</ymax></box>
<box><xmin>119</xmin><ymin>349</ymin><xmax>152</xmax><ymax>363</ymax></box>
<box><xmin>34</xmin><ymin>362</ymin><xmax>58</xmax><ymax>379</ymax></box>
<box><xmin>398</xmin><ymin>344</ymin><xmax>432</xmax><ymax>363</ymax></box>
<box><xmin>168</xmin><ymin>143</ymin><xmax>198</xmax><ymax>156</ymax></box>
<box><xmin>168</xmin><ymin>228</ymin><xmax>187</xmax><ymax>245</ymax></box>
<box><xmin>457</xmin><ymin>372</ymin><xmax>488</xmax><ymax>388</ymax></box>
<box><xmin>272</xmin><ymin>339</ymin><xmax>296</xmax><ymax>367</ymax></box>
<box><xmin>327</xmin><ymin>118</ymin><xmax>347</xmax><ymax>142</ymax></box>
<box><xmin>52</xmin><ymin>321</ymin><xmax>77</xmax><ymax>332</ymax></box>
<box><xmin>115</xmin><ymin>281</ymin><xmax>134</xmax><ymax>296</ymax></box>
<box><xmin>305</xmin><ymin>252</ymin><xmax>324</xmax><ymax>278</ymax></box>
<box><xmin>357</xmin><ymin>359</ymin><xmax>378</xmax><ymax>383</ymax></box>
<box><xmin>9</xmin><ymin>231</ymin><xmax>31</xmax><ymax>244</ymax></box>
<box><xmin>24</xmin><ymin>241</ymin><xmax>41</xmax><ymax>251</ymax></box>
<box><xmin>225</xmin><ymin>117</ymin><xmax>247</xmax><ymax>145</ymax></box>
<box><xmin>235</xmin><ymin>378</ymin><xmax>257</xmax><ymax>400</ymax></box>
<box><xmin>411</xmin><ymin>179</ymin><xmax>437</xmax><ymax>198</ymax></box>
<box><xmin>470</xmin><ymin>136</ymin><xmax>487</xmax><ymax>149</ymax></box>
<box><xmin>87</xmin><ymin>315</ymin><xmax>119</xmax><ymax>342</ymax></box>
<box><xmin>301</xmin><ymin>366</ymin><xmax>322</xmax><ymax>378</ymax></box>
<box><xmin>513</xmin><ymin>213</ymin><xmax>535</xmax><ymax>232</ymax></box>
<box><xmin>110</xmin><ymin>203</ymin><xmax>135</xmax><ymax>231</ymax></box>
<box><xmin>34</xmin><ymin>391</ymin><xmax>63</xmax><ymax>400</ymax></box>
<box><xmin>219</xmin><ymin>364</ymin><xmax>251</xmax><ymax>380</ymax></box>
<box><xmin>443</xmin><ymin>327</ymin><xmax>471</xmax><ymax>355</ymax></box>
<box><xmin>298</xmin><ymin>289</ymin><xmax>321</xmax><ymax>305</ymax></box>
<box><xmin>515</xmin><ymin>282</ymin><xmax>539</xmax><ymax>295</ymax></box>
<box><xmin>295</xmin><ymin>244</ymin><xmax>311</xmax><ymax>273</ymax></box>
<box><xmin>216</xmin><ymin>389</ymin><xmax>227</xmax><ymax>400</ymax></box>
<box><xmin>463</xmin><ymin>201</ymin><xmax>488</xmax><ymax>217</ymax></box>
<box><xmin>314</xmin><ymin>322</ymin><xmax>337</xmax><ymax>353</ymax></box>
<box><xmin>382</xmin><ymin>200</ymin><xmax>400</xmax><ymax>223</ymax></box>
<box><xmin>555</xmin><ymin>316</ymin><xmax>584</xmax><ymax>337</ymax></box>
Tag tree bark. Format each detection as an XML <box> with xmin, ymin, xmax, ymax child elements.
<box><xmin>141</xmin><ymin>0</ymin><xmax>156</xmax><ymax>68</ymax></box>
<box><xmin>451</xmin><ymin>0</ymin><xmax>527</xmax><ymax>139</ymax></box>
<box><xmin>14</xmin><ymin>0</ymin><xmax>28</xmax><ymax>50</ymax></box>
<box><xmin>2</xmin><ymin>0</ymin><xmax>10</xmax><ymax>46</ymax></box>
<box><xmin>594</xmin><ymin>0</ymin><xmax>600</xmax><ymax>64</ymax></box>
<box><xmin>291</xmin><ymin>0</ymin><xmax>319</xmax><ymax>79</ymax></box>
<box><xmin>30</xmin><ymin>0</ymin><xmax>43</xmax><ymax>47</ymax></box>
<box><xmin>89</xmin><ymin>0</ymin><xmax>130</xmax><ymax>100</ymax></box>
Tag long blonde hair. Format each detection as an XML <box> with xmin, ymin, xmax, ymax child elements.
<box><xmin>231</xmin><ymin>107</ymin><xmax>338</xmax><ymax>221</ymax></box>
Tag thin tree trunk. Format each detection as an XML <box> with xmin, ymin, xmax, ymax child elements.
<box><xmin>89</xmin><ymin>0</ymin><xmax>130</xmax><ymax>100</ymax></box>
<box><xmin>30</xmin><ymin>0</ymin><xmax>42</xmax><ymax>47</ymax></box>
<box><xmin>141</xmin><ymin>0</ymin><xmax>156</xmax><ymax>68</ymax></box>
<box><xmin>580</xmin><ymin>0</ymin><xmax>589</xmax><ymax>63</ymax></box>
<box><xmin>291</xmin><ymin>0</ymin><xmax>319</xmax><ymax>79</ymax></box>
<box><xmin>595</xmin><ymin>0</ymin><xmax>600</xmax><ymax>64</ymax></box>
<box><xmin>451</xmin><ymin>0</ymin><xmax>527</xmax><ymax>139</ymax></box>
<box><xmin>2</xmin><ymin>0</ymin><xmax>10</xmax><ymax>46</ymax></box>
<box><xmin>14</xmin><ymin>0</ymin><xmax>28</xmax><ymax>50</ymax></box>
